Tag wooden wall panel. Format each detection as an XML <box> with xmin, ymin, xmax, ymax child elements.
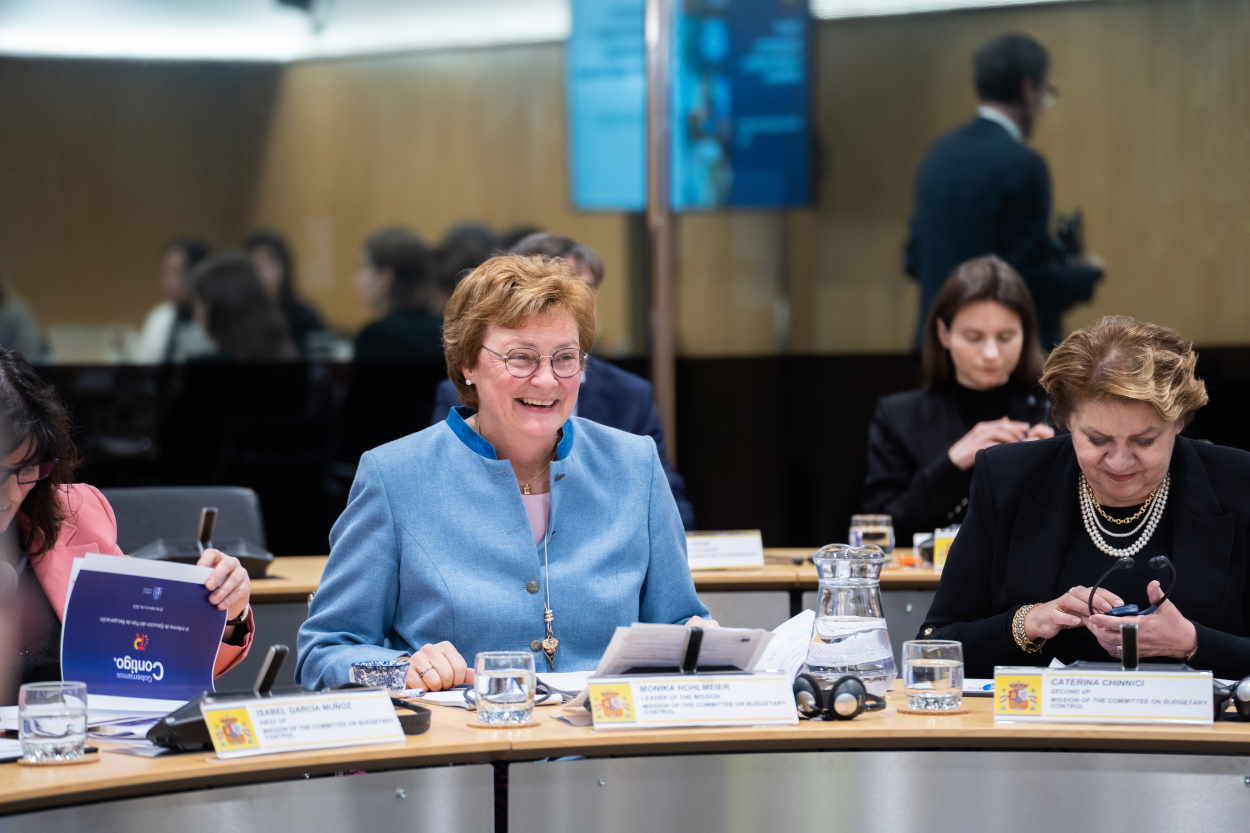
<box><xmin>246</xmin><ymin>46</ymin><xmax>634</xmax><ymax>353</ymax></box>
<box><xmin>1</xmin><ymin>0</ymin><xmax>1247</xmax><ymax>358</ymax></box>
<box><xmin>0</xmin><ymin>59</ymin><xmax>279</xmax><ymax>328</ymax></box>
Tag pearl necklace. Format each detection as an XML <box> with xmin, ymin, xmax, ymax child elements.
<box><xmin>1078</xmin><ymin>472</ymin><xmax>1169</xmax><ymax>558</ymax></box>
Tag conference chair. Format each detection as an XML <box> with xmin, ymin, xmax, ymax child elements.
<box><xmin>102</xmin><ymin>485</ymin><xmax>267</xmax><ymax>555</ymax></box>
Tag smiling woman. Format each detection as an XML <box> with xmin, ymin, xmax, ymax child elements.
<box><xmin>296</xmin><ymin>255</ymin><xmax>710</xmax><ymax>692</ymax></box>
<box><xmin>0</xmin><ymin>347</ymin><xmax>254</xmax><ymax>705</ymax></box>
<box><xmin>920</xmin><ymin>315</ymin><xmax>1250</xmax><ymax>679</ymax></box>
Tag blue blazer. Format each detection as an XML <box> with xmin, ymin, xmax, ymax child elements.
<box><xmin>433</xmin><ymin>357</ymin><xmax>696</xmax><ymax>528</ymax></box>
<box><xmin>296</xmin><ymin>407</ymin><xmax>708</xmax><ymax>689</ymax></box>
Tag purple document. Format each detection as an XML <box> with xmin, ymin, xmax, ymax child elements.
<box><xmin>61</xmin><ymin>555</ymin><xmax>226</xmax><ymax>701</ymax></box>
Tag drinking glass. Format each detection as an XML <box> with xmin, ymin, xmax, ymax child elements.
<box><xmin>932</xmin><ymin>525</ymin><xmax>959</xmax><ymax>573</ymax></box>
<box><xmin>902</xmin><ymin>640</ymin><xmax>963</xmax><ymax>712</ymax></box>
<box><xmin>474</xmin><ymin>651</ymin><xmax>536</xmax><ymax>726</ymax></box>
<box><xmin>19</xmin><ymin>681</ymin><xmax>88</xmax><ymax>763</ymax></box>
<box><xmin>849</xmin><ymin>514</ymin><xmax>895</xmax><ymax>556</ymax></box>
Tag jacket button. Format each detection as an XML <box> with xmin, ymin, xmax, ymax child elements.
<box><xmin>526</xmin><ymin>581</ymin><xmax>540</xmax><ymax>594</ymax></box>
<box><xmin>530</xmin><ymin>640</ymin><xmax>542</xmax><ymax>651</ymax></box>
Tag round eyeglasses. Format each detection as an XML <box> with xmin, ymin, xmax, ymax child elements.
<box><xmin>0</xmin><ymin>459</ymin><xmax>56</xmax><ymax>487</ymax></box>
<box><xmin>481</xmin><ymin>345</ymin><xmax>585</xmax><ymax>379</ymax></box>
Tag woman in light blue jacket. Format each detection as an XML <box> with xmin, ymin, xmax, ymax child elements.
<box><xmin>297</xmin><ymin>255</ymin><xmax>709</xmax><ymax>690</ymax></box>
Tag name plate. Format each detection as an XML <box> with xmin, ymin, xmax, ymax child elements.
<box><xmin>993</xmin><ymin>666</ymin><xmax>1213</xmax><ymax>725</ymax></box>
<box><xmin>587</xmin><ymin>673</ymin><xmax>797</xmax><ymax>729</ymax></box>
<box><xmin>201</xmin><ymin>689</ymin><xmax>404</xmax><ymax>758</ymax></box>
<box><xmin>686</xmin><ymin>530</ymin><xmax>765</xmax><ymax>570</ymax></box>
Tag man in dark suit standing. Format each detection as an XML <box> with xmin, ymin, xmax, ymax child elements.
<box><xmin>905</xmin><ymin>33</ymin><xmax>1103</xmax><ymax>349</ymax></box>
<box><xmin>433</xmin><ymin>234</ymin><xmax>696</xmax><ymax>529</ymax></box>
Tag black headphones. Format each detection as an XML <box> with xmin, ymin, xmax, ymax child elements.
<box><xmin>793</xmin><ymin>673</ymin><xmax>885</xmax><ymax>720</ymax></box>
<box><xmin>1087</xmin><ymin>555</ymin><xmax>1176</xmax><ymax>617</ymax></box>
<box><xmin>1213</xmin><ymin>677</ymin><xmax>1250</xmax><ymax>721</ymax></box>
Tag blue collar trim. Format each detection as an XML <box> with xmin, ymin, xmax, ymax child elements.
<box><xmin>447</xmin><ymin>406</ymin><xmax>497</xmax><ymax>458</ymax></box>
<box><xmin>447</xmin><ymin>405</ymin><xmax>575</xmax><ymax>461</ymax></box>
<box><xmin>554</xmin><ymin>417</ymin><xmax>575</xmax><ymax>460</ymax></box>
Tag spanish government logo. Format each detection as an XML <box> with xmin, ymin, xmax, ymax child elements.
<box><xmin>995</xmin><ymin>675</ymin><xmax>1042</xmax><ymax>715</ymax></box>
<box><xmin>205</xmin><ymin>709</ymin><xmax>260</xmax><ymax>750</ymax></box>
<box><xmin>588</xmin><ymin>683</ymin><xmax>637</xmax><ymax>724</ymax></box>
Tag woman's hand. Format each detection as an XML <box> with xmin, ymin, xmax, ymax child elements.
<box><xmin>197</xmin><ymin>548</ymin><xmax>251</xmax><ymax>623</ymax></box>
<box><xmin>1087</xmin><ymin>581</ymin><xmax>1198</xmax><ymax>660</ymax></box>
<box><xmin>405</xmin><ymin>641</ymin><xmax>474</xmax><ymax>692</ymax></box>
<box><xmin>948</xmin><ymin>418</ymin><xmax>1031</xmax><ymax>470</ymax></box>
<box><xmin>1025</xmin><ymin>423</ymin><xmax>1055</xmax><ymax>441</ymax></box>
<box><xmin>686</xmin><ymin>615</ymin><xmax>720</xmax><ymax>628</ymax></box>
<box><xmin>1025</xmin><ymin>585</ymin><xmax>1124</xmax><ymax>641</ymax></box>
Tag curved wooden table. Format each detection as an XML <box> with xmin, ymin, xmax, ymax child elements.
<box><xmin>250</xmin><ymin>549</ymin><xmax>942</xmax><ymax>602</ymax></box>
<box><xmin>4</xmin><ymin>689</ymin><xmax>1250</xmax><ymax>831</ymax></box>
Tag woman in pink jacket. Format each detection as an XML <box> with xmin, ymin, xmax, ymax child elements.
<box><xmin>0</xmin><ymin>348</ymin><xmax>253</xmax><ymax>704</ymax></box>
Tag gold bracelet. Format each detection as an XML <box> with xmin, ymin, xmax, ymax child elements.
<box><xmin>1012</xmin><ymin>604</ymin><xmax>1045</xmax><ymax>654</ymax></box>
<box><xmin>1184</xmin><ymin>632</ymin><xmax>1199</xmax><ymax>665</ymax></box>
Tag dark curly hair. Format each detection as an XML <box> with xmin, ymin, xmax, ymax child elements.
<box><xmin>0</xmin><ymin>348</ymin><xmax>81</xmax><ymax>556</ymax></box>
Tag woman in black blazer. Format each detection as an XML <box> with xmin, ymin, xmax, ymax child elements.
<box><xmin>863</xmin><ymin>256</ymin><xmax>1052</xmax><ymax>541</ymax></box>
<box><xmin>922</xmin><ymin>316</ymin><xmax>1250</xmax><ymax>680</ymax></box>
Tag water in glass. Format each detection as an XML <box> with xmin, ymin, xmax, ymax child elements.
<box><xmin>903</xmin><ymin>640</ymin><xmax>964</xmax><ymax>712</ymax></box>
<box><xmin>904</xmin><ymin>659</ymin><xmax>963</xmax><ymax>711</ymax></box>
<box><xmin>19</xmin><ymin>681</ymin><xmax>88</xmax><ymax>763</ymax></box>
<box><xmin>475</xmin><ymin>669</ymin><xmax>536</xmax><ymax>725</ymax></box>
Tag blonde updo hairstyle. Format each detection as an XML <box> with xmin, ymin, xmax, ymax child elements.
<box><xmin>442</xmin><ymin>255</ymin><xmax>596</xmax><ymax>411</ymax></box>
<box><xmin>1040</xmin><ymin>315</ymin><xmax>1209</xmax><ymax>428</ymax></box>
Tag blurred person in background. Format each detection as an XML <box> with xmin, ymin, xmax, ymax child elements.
<box><xmin>135</xmin><ymin>237</ymin><xmax>216</xmax><ymax>363</ymax></box>
<box><xmin>433</xmin><ymin>222</ymin><xmax>500</xmax><ymax>312</ymax></box>
<box><xmin>905</xmin><ymin>33</ymin><xmax>1102</xmax><ymax>349</ymax></box>
<box><xmin>434</xmin><ymin>233</ymin><xmax>696</xmax><ymax>528</ymax></box>
<box><xmin>189</xmin><ymin>253</ymin><xmax>297</xmax><ymax>362</ymax></box>
<box><xmin>0</xmin><ymin>347</ymin><xmax>253</xmax><ymax>705</ymax></box>
<box><xmin>500</xmin><ymin>224</ymin><xmax>543</xmax><ymax>251</ymax></box>
<box><xmin>0</xmin><ymin>276</ymin><xmax>48</xmax><ymax>362</ymax></box>
<box><xmin>243</xmin><ymin>229</ymin><xmax>328</xmax><ymax>357</ymax></box>
<box><xmin>863</xmin><ymin>256</ymin><xmax>1052</xmax><ymax>541</ymax></box>
<box><xmin>354</xmin><ymin>226</ymin><xmax>443</xmax><ymax>363</ymax></box>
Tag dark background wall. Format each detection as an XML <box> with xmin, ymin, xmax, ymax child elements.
<box><xmin>43</xmin><ymin>349</ymin><xmax>1250</xmax><ymax>556</ymax></box>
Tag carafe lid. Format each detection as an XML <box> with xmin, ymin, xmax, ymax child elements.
<box><xmin>812</xmin><ymin>543</ymin><xmax>885</xmax><ymax>583</ymax></box>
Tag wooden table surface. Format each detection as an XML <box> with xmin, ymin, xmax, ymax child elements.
<box><xmin>6</xmin><ymin>687</ymin><xmax>1250</xmax><ymax>815</ymax></box>
<box><xmin>0</xmin><ymin>706</ymin><xmax>503</xmax><ymax>815</ymax></box>
<box><xmin>250</xmin><ymin>549</ymin><xmax>942</xmax><ymax>603</ymax></box>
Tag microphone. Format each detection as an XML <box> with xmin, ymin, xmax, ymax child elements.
<box><xmin>1087</xmin><ymin>555</ymin><xmax>1176</xmax><ymax>617</ymax></box>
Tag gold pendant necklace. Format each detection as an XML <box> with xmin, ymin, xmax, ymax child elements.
<box><xmin>540</xmin><ymin>528</ymin><xmax>558</xmax><ymax>670</ymax></box>
<box><xmin>542</xmin><ymin>608</ymin><xmax>559</xmax><ymax>670</ymax></box>
<box><xmin>1087</xmin><ymin>478</ymin><xmax>1159</xmax><ymax>525</ymax></box>
<box><xmin>519</xmin><ymin>461</ymin><xmax>551</xmax><ymax>495</ymax></box>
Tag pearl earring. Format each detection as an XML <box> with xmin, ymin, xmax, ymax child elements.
<box><xmin>465</xmin><ymin>379</ymin><xmax>474</xmax><ymax>386</ymax></box>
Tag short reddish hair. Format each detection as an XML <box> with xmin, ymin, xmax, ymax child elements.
<box><xmin>442</xmin><ymin>255</ymin><xmax>596</xmax><ymax>409</ymax></box>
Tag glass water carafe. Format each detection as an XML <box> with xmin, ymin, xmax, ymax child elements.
<box><xmin>802</xmin><ymin>543</ymin><xmax>895</xmax><ymax>697</ymax></box>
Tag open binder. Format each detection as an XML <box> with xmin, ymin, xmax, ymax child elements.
<box><xmin>592</xmin><ymin>623</ymin><xmax>773</xmax><ymax>677</ymax></box>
